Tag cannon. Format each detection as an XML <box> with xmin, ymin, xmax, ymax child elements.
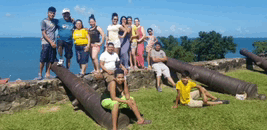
<box><xmin>166</xmin><ymin>58</ymin><xmax>258</xmax><ymax>97</ymax></box>
<box><xmin>240</xmin><ymin>49</ymin><xmax>267</xmax><ymax>71</ymax></box>
<box><xmin>51</xmin><ymin>63</ymin><xmax>129</xmax><ymax>129</ymax></box>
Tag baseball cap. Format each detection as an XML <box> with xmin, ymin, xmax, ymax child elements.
<box><xmin>62</xmin><ymin>8</ymin><xmax>70</xmax><ymax>14</ymax></box>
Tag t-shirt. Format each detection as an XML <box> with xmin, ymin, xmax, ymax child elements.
<box><xmin>131</xmin><ymin>24</ymin><xmax>137</xmax><ymax>43</ymax></box>
<box><xmin>73</xmin><ymin>29</ymin><xmax>89</xmax><ymax>45</ymax></box>
<box><xmin>107</xmin><ymin>24</ymin><xmax>121</xmax><ymax>42</ymax></box>
<box><xmin>176</xmin><ymin>80</ymin><xmax>197</xmax><ymax>104</ymax></box>
<box><xmin>41</xmin><ymin>18</ymin><xmax>58</xmax><ymax>44</ymax></box>
<box><xmin>100</xmin><ymin>51</ymin><xmax>120</xmax><ymax>70</ymax></box>
<box><xmin>151</xmin><ymin>49</ymin><xmax>166</xmax><ymax>65</ymax></box>
<box><xmin>57</xmin><ymin>18</ymin><xmax>74</xmax><ymax>42</ymax></box>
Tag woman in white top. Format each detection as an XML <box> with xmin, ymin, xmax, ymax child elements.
<box><xmin>106</xmin><ymin>13</ymin><xmax>127</xmax><ymax>55</ymax></box>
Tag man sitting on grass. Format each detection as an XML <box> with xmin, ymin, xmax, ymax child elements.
<box><xmin>172</xmin><ymin>71</ymin><xmax>230</xmax><ymax>108</ymax></box>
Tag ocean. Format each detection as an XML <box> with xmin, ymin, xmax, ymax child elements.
<box><xmin>0</xmin><ymin>38</ymin><xmax>265</xmax><ymax>81</ymax></box>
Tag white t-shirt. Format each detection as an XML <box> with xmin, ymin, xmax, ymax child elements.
<box><xmin>100</xmin><ymin>51</ymin><xmax>120</xmax><ymax>70</ymax></box>
<box><xmin>107</xmin><ymin>24</ymin><xmax>121</xmax><ymax>42</ymax></box>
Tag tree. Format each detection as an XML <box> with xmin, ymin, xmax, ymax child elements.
<box><xmin>157</xmin><ymin>35</ymin><xmax>195</xmax><ymax>62</ymax></box>
<box><xmin>157</xmin><ymin>31</ymin><xmax>236</xmax><ymax>62</ymax></box>
<box><xmin>253</xmin><ymin>41</ymin><xmax>267</xmax><ymax>55</ymax></box>
<box><xmin>194</xmin><ymin>31</ymin><xmax>236</xmax><ymax>61</ymax></box>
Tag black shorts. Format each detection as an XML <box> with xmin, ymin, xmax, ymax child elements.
<box><xmin>75</xmin><ymin>45</ymin><xmax>89</xmax><ymax>64</ymax></box>
<box><xmin>57</xmin><ymin>40</ymin><xmax>73</xmax><ymax>59</ymax></box>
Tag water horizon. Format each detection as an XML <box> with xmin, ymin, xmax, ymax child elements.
<box><xmin>1</xmin><ymin>37</ymin><xmax>266</xmax><ymax>81</ymax></box>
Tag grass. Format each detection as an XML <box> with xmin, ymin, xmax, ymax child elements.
<box><xmin>1</xmin><ymin>69</ymin><xmax>267</xmax><ymax>130</ymax></box>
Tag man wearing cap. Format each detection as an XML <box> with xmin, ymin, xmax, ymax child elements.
<box><xmin>36</xmin><ymin>6</ymin><xmax>58</xmax><ymax>80</ymax></box>
<box><xmin>56</xmin><ymin>8</ymin><xmax>75</xmax><ymax>69</ymax></box>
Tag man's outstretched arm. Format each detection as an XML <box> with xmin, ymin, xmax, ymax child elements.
<box><xmin>173</xmin><ymin>89</ymin><xmax>180</xmax><ymax>108</ymax></box>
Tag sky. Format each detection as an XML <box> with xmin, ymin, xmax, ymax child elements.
<box><xmin>1</xmin><ymin>0</ymin><xmax>267</xmax><ymax>38</ymax></box>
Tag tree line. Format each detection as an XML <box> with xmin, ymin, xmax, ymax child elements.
<box><xmin>157</xmin><ymin>30</ymin><xmax>237</xmax><ymax>62</ymax></box>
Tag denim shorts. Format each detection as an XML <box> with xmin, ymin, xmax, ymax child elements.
<box><xmin>75</xmin><ymin>45</ymin><xmax>89</xmax><ymax>64</ymax></box>
<box><xmin>40</xmin><ymin>44</ymin><xmax>58</xmax><ymax>63</ymax></box>
<box><xmin>57</xmin><ymin>40</ymin><xmax>73</xmax><ymax>59</ymax></box>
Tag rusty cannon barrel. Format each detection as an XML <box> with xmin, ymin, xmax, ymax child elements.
<box><xmin>240</xmin><ymin>49</ymin><xmax>267</xmax><ymax>71</ymax></box>
<box><xmin>166</xmin><ymin>58</ymin><xmax>258</xmax><ymax>97</ymax></box>
<box><xmin>51</xmin><ymin>63</ymin><xmax>129</xmax><ymax>129</ymax></box>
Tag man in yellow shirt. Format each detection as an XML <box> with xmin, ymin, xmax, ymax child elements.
<box><xmin>173</xmin><ymin>71</ymin><xmax>230</xmax><ymax>108</ymax></box>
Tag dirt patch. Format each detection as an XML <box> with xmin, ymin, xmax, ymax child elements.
<box><xmin>39</xmin><ymin>106</ymin><xmax>60</xmax><ymax>113</ymax></box>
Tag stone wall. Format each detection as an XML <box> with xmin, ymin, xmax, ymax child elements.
<box><xmin>0</xmin><ymin>70</ymin><xmax>156</xmax><ymax>114</ymax></box>
<box><xmin>0</xmin><ymin>79</ymin><xmax>66</xmax><ymax>114</ymax></box>
<box><xmin>190</xmin><ymin>58</ymin><xmax>246</xmax><ymax>72</ymax></box>
<box><xmin>0</xmin><ymin>58</ymin><xmax>247</xmax><ymax>114</ymax></box>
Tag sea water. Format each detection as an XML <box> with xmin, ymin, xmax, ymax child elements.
<box><xmin>0</xmin><ymin>37</ymin><xmax>266</xmax><ymax>81</ymax></box>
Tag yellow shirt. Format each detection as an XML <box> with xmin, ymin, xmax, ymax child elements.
<box><xmin>176</xmin><ymin>80</ymin><xmax>197</xmax><ymax>104</ymax></box>
<box><xmin>131</xmin><ymin>24</ymin><xmax>137</xmax><ymax>43</ymax></box>
<box><xmin>73</xmin><ymin>29</ymin><xmax>89</xmax><ymax>45</ymax></box>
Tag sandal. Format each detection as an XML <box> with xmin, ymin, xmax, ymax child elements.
<box><xmin>137</xmin><ymin>120</ymin><xmax>152</xmax><ymax>125</ymax></box>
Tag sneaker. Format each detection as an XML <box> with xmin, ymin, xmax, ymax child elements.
<box><xmin>77</xmin><ymin>73</ymin><xmax>85</xmax><ymax>78</ymax></box>
<box><xmin>221</xmin><ymin>100</ymin><xmax>230</xmax><ymax>104</ymax></box>
<box><xmin>57</xmin><ymin>59</ymin><xmax>64</xmax><ymax>66</ymax></box>
<box><xmin>72</xmin><ymin>99</ymin><xmax>79</xmax><ymax>107</ymax></box>
<box><xmin>35</xmin><ymin>73</ymin><xmax>43</xmax><ymax>80</ymax></box>
<box><xmin>157</xmin><ymin>87</ymin><xmax>162</xmax><ymax>92</ymax></box>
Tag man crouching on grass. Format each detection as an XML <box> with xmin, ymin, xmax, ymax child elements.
<box><xmin>172</xmin><ymin>71</ymin><xmax>230</xmax><ymax>108</ymax></box>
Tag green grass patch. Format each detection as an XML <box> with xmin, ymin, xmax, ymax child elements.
<box><xmin>0</xmin><ymin>69</ymin><xmax>267</xmax><ymax>130</ymax></box>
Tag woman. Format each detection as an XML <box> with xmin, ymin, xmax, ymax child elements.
<box><xmin>145</xmin><ymin>28</ymin><xmax>158</xmax><ymax>70</ymax></box>
<box><xmin>135</xmin><ymin>18</ymin><xmax>146</xmax><ymax>69</ymax></box>
<box><xmin>107</xmin><ymin>13</ymin><xmax>127</xmax><ymax>55</ymax></box>
<box><xmin>101</xmin><ymin>69</ymin><xmax>151</xmax><ymax>130</ymax></box>
<box><xmin>88</xmin><ymin>14</ymin><xmax>105</xmax><ymax>73</ymax></box>
<box><xmin>128</xmin><ymin>16</ymin><xmax>138</xmax><ymax>70</ymax></box>
<box><xmin>73</xmin><ymin>19</ymin><xmax>90</xmax><ymax>77</ymax></box>
<box><xmin>119</xmin><ymin>16</ymin><xmax>131</xmax><ymax>69</ymax></box>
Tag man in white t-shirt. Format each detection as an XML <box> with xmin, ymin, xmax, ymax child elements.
<box><xmin>151</xmin><ymin>42</ymin><xmax>176</xmax><ymax>92</ymax></box>
<box><xmin>100</xmin><ymin>42</ymin><xmax>128</xmax><ymax>84</ymax></box>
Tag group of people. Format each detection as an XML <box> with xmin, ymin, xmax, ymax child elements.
<box><xmin>37</xmin><ymin>7</ymin><xmax>158</xmax><ymax>80</ymax></box>
<box><xmin>38</xmin><ymin>7</ymin><xmax>230</xmax><ymax>130</ymax></box>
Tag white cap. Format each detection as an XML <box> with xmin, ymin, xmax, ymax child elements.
<box><xmin>62</xmin><ymin>8</ymin><xmax>70</xmax><ymax>14</ymax></box>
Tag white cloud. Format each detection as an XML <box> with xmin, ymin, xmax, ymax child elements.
<box><xmin>170</xmin><ymin>25</ymin><xmax>176</xmax><ymax>32</ymax></box>
<box><xmin>128</xmin><ymin>0</ymin><xmax>132</xmax><ymax>4</ymax></box>
<box><xmin>150</xmin><ymin>24</ymin><xmax>162</xmax><ymax>34</ymax></box>
<box><xmin>74</xmin><ymin>5</ymin><xmax>94</xmax><ymax>16</ymax></box>
<box><xmin>236</xmin><ymin>27</ymin><xmax>242</xmax><ymax>33</ymax></box>
<box><xmin>220</xmin><ymin>29</ymin><xmax>225</xmax><ymax>33</ymax></box>
<box><xmin>245</xmin><ymin>30</ymin><xmax>249</xmax><ymax>33</ymax></box>
<box><xmin>5</xmin><ymin>13</ymin><xmax>11</xmax><ymax>17</ymax></box>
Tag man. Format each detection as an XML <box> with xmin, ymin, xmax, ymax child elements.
<box><xmin>36</xmin><ymin>7</ymin><xmax>58</xmax><ymax>80</ymax></box>
<box><xmin>151</xmin><ymin>42</ymin><xmax>176</xmax><ymax>92</ymax></box>
<box><xmin>56</xmin><ymin>8</ymin><xmax>75</xmax><ymax>69</ymax></box>
<box><xmin>100</xmin><ymin>42</ymin><xmax>128</xmax><ymax>85</ymax></box>
<box><xmin>172</xmin><ymin>71</ymin><xmax>230</xmax><ymax>108</ymax></box>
